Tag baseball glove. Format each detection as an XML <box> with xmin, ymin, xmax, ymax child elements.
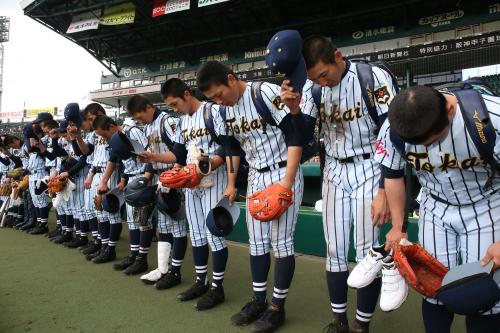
<box><xmin>7</xmin><ymin>168</ymin><xmax>25</xmax><ymax>180</ymax></box>
<box><xmin>160</xmin><ymin>164</ymin><xmax>202</xmax><ymax>189</ymax></box>
<box><xmin>0</xmin><ymin>181</ymin><xmax>12</xmax><ymax>196</ymax></box>
<box><xmin>94</xmin><ymin>194</ymin><xmax>104</xmax><ymax>211</ymax></box>
<box><xmin>248</xmin><ymin>183</ymin><xmax>293</xmax><ymax>222</ymax></box>
<box><xmin>393</xmin><ymin>239</ymin><xmax>449</xmax><ymax>298</ymax></box>
<box><xmin>48</xmin><ymin>177</ymin><xmax>68</xmax><ymax>194</ymax></box>
<box><xmin>18</xmin><ymin>175</ymin><xmax>29</xmax><ymax>191</ymax></box>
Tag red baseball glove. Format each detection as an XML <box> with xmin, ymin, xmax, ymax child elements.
<box><xmin>393</xmin><ymin>240</ymin><xmax>449</xmax><ymax>298</ymax></box>
<box><xmin>160</xmin><ymin>164</ymin><xmax>202</xmax><ymax>189</ymax></box>
<box><xmin>248</xmin><ymin>183</ymin><xmax>293</xmax><ymax>222</ymax></box>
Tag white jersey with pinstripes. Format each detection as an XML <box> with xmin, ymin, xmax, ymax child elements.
<box><xmin>143</xmin><ymin>111</ymin><xmax>178</xmax><ymax>171</ymax></box>
<box><xmin>92</xmin><ymin>134</ymin><xmax>110</xmax><ymax>168</ymax></box>
<box><xmin>176</xmin><ymin>102</ymin><xmax>222</xmax><ymax>161</ymax></box>
<box><xmin>121</xmin><ymin>122</ymin><xmax>147</xmax><ymax>175</ymax></box>
<box><xmin>375</xmin><ymin>93</ymin><xmax>500</xmax><ymax>206</ymax></box>
<box><xmin>213</xmin><ymin>82</ymin><xmax>289</xmax><ymax>170</ymax></box>
<box><xmin>41</xmin><ymin>135</ymin><xmax>57</xmax><ymax>167</ymax></box>
<box><xmin>84</xmin><ymin>132</ymin><xmax>96</xmax><ymax>165</ymax></box>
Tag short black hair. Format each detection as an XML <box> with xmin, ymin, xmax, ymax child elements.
<box><xmin>160</xmin><ymin>78</ymin><xmax>191</xmax><ymax>101</ymax></box>
<box><xmin>83</xmin><ymin>103</ymin><xmax>106</xmax><ymax>116</ymax></box>
<box><xmin>197</xmin><ymin>61</ymin><xmax>237</xmax><ymax>92</ymax></box>
<box><xmin>303</xmin><ymin>35</ymin><xmax>337</xmax><ymax>69</ymax></box>
<box><xmin>43</xmin><ymin>119</ymin><xmax>59</xmax><ymax>130</ymax></box>
<box><xmin>127</xmin><ymin>95</ymin><xmax>153</xmax><ymax>115</ymax></box>
<box><xmin>92</xmin><ymin>116</ymin><xmax>116</xmax><ymax>131</ymax></box>
<box><xmin>3</xmin><ymin>135</ymin><xmax>20</xmax><ymax>146</ymax></box>
<box><xmin>388</xmin><ymin>86</ymin><xmax>449</xmax><ymax>145</ymax></box>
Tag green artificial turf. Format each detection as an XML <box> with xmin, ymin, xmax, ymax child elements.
<box><xmin>0</xmin><ymin>223</ymin><xmax>466</xmax><ymax>333</ymax></box>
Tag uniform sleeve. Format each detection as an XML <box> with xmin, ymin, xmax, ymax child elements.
<box><xmin>213</xmin><ymin>106</ymin><xmax>229</xmax><ymax>137</ymax></box>
<box><xmin>299</xmin><ymin>79</ymin><xmax>320</xmax><ymax>118</ymax></box>
<box><xmin>483</xmin><ymin>96</ymin><xmax>500</xmax><ymax>163</ymax></box>
<box><xmin>373</xmin><ymin>119</ymin><xmax>405</xmax><ymax>171</ymax></box>
<box><xmin>163</xmin><ymin>115</ymin><xmax>179</xmax><ymax>144</ymax></box>
<box><xmin>260</xmin><ymin>82</ymin><xmax>290</xmax><ymax>125</ymax></box>
<box><xmin>174</xmin><ymin>116</ymin><xmax>186</xmax><ymax>145</ymax></box>
<box><xmin>129</xmin><ymin>127</ymin><xmax>148</xmax><ymax>148</ymax></box>
<box><xmin>372</xmin><ymin>66</ymin><xmax>398</xmax><ymax>117</ymax></box>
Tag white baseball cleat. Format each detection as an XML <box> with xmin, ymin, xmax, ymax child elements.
<box><xmin>379</xmin><ymin>256</ymin><xmax>408</xmax><ymax>312</ymax></box>
<box><xmin>347</xmin><ymin>246</ymin><xmax>386</xmax><ymax>289</ymax></box>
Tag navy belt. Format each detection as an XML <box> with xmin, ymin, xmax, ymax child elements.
<box><xmin>93</xmin><ymin>167</ymin><xmax>104</xmax><ymax>173</ymax></box>
<box><xmin>337</xmin><ymin>153</ymin><xmax>371</xmax><ymax>164</ymax></box>
<box><xmin>431</xmin><ymin>190</ymin><xmax>498</xmax><ymax>206</ymax></box>
<box><xmin>257</xmin><ymin>161</ymin><xmax>287</xmax><ymax>173</ymax></box>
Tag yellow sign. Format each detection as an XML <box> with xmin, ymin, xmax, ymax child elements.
<box><xmin>100</xmin><ymin>2</ymin><xmax>135</xmax><ymax>25</ymax></box>
<box><xmin>25</xmin><ymin>107</ymin><xmax>56</xmax><ymax>119</ymax></box>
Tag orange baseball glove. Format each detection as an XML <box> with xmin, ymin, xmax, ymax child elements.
<box><xmin>48</xmin><ymin>177</ymin><xmax>68</xmax><ymax>194</ymax></box>
<box><xmin>160</xmin><ymin>164</ymin><xmax>202</xmax><ymax>189</ymax></box>
<box><xmin>393</xmin><ymin>240</ymin><xmax>449</xmax><ymax>298</ymax></box>
<box><xmin>248</xmin><ymin>183</ymin><xmax>293</xmax><ymax>222</ymax></box>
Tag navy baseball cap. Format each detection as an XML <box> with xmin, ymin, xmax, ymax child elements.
<box><xmin>23</xmin><ymin>123</ymin><xmax>36</xmax><ymax>139</ymax></box>
<box><xmin>64</xmin><ymin>103</ymin><xmax>82</xmax><ymax>127</ymax></box>
<box><xmin>265</xmin><ymin>30</ymin><xmax>307</xmax><ymax>93</ymax></box>
<box><xmin>33</xmin><ymin>112</ymin><xmax>53</xmax><ymax>124</ymax></box>
<box><xmin>56</xmin><ymin>119</ymin><xmax>69</xmax><ymax>133</ymax></box>
<box><xmin>437</xmin><ymin>261</ymin><xmax>500</xmax><ymax>315</ymax></box>
<box><xmin>206</xmin><ymin>196</ymin><xmax>240</xmax><ymax>237</ymax></box>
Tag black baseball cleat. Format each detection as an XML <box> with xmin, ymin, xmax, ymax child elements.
<box><xmin>177</xmin><ymin>280</ymin><xmax>209</xmax><ymax>302</ymax></box>
<box><xmin>29</xmin><ymin>224</ymin><xmax>48</xmax><ymax>235</ymax></box>
<box><xmin>47</xmin><ymin>226</ymin><xmax>61</xmax><ymax>239</ymax></box>
<box><xmin>113</xmin><ymin>255</ymin><xmax>136</xmax><ymax>271</ymax></box>
<box><xmin>4</xmin><ymin>216</ymin><xmax>15</xmax><ymax>228</ymax></box>
<box><xmin>123</xmin><ymin>256</ymin><xmax>148</xmax><ymax>275</ymax></box>
<box><xmin>91</xmin><ymin>247</ymin><xmax>116</xmax><ymax>264</ymax></box>
<box><xmin>155</xmin><ymin>270</ymin><xmax>181</xmax><ymax>290</ymax></box>
<box><xmin>348</xmin><ymin>321</ymin><xmax>369</xmax><ymax>333</ymax></box>
<box><xmin>65</xmin><ymin>236</ymin><xmax>89</xmax><ymax>248</ymax></box>
<box><xmin>82</xmin><ymin>241</ymin><xmax>101</xmax><ymax>255</ymax></box>
<box><xmin>20</xmin><ymin>220</ymin><xmax>37</xmax><ymax>231</ymax></box>
<box><xmin>14</xmin><ymin>220</ymin><xmax>27</xmax><ymax>229</ymax></box>
<box><xmin>54</xmin><ymin>232</ymin><xmax>73</xmax><ymax>244</ymax></box>
<box><xmin>323</xmin><ymin>314</ymin><xmax>350</xmax><ymax>333</ymax></box>
<box><xmin>195</xmin><ymin>285</ymin><xmax>225</xmax><ymax>311</ymax></box>
<box><xmin>85</xmin><ymin>248</ymin><xmax>102</xmax><ymax>261</ymax></box>
<box><xmin>231</xmin><ymin>297</ymin><xmax>269</xmax><ymax>326</ymax></box>
<box><xmin>250</xmin><ymin>304</ymin><xmax>285</xmax><ymax>333</ymax></box>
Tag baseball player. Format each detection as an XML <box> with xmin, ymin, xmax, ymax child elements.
<box><xmin>72</xmin><ymin>104</ymin><xmax>107</xmax><ymax>256</ymax></box>
<box><xmin>138</xmin><ymin>78</ymin><xmax>228</xmax><ymax>310</ymax></box>
<box><xmin>197</xmin><ymin>61</ymin><xmax>306</xmax><ymax>332</ymax></box>
<box><xmin>127</xmin><ymin>95</ymin><xmax>189</xmax><ymax>290</ymax></box>
<box><xmin>376</xmin><ymin>85</ymin><xmax>500</xmax><ymax>332</ymax></box>
<box><xmin>97</xmin><ymin>116</ymin><xmax>155</xmax><ymax>276</ymax></box>
<box><xmin>284</xmin><ymin>35</ymin><xmax>396</xmax><ymax>333</ymax></box>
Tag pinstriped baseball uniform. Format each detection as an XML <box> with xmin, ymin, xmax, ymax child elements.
<box><xmin>301</xmin><ymin>62</ymin><xmax>397</xmax><ymax>276</ymax></box>
<box><xmin>27</xmin><ymin>148</ymin><xmax>49</xmax><ymax>208</ymax></box>
<box><xmin>175</xmin><ymin>102</ymin><xmax>227</xmax><ymax>251</ymax></box>
<box><xmin>83</xmin><ymin>132</ymin><xmax>97</xmax><ymax>220</ymax></box>
<box><xmin>54</xmin><ymin>138</ymin><xmax>71</xmax><ymax>217</ymax></box>
<box><xmin>0</xmin><ymin>152</ymin><xmax>13</xmax><ymax>203</ymax></box>
<box><xmin>90</xmin><ymin>134</ymin><xmax>121</xmax><ymax>224</ymax></box>
<box><xmin>375</xmin><ymin>92</ymin><xmax>500</xmax><ymax>314</ymax></box>
<box><xmin>213</xmin><ymin>82</ymin><xmax>304</xmax><ymax>257</ymax></box>
<box><xmin>143</xmin><ymin>110</ymin><xmax>188</xmax><ymax>236</ymax></box>
<box><xmin>120</xmin><ymin>121</ymin><xmax>149</xmax><ymax>231</ymax></box>
<box><xmin>41</xmin><ymin>135</ymin><xmax>57</xmax><ymax>169</ymax></box>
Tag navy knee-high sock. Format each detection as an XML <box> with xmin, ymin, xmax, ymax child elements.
<box><xmin>59</xmin><ymin>214</ymin><xmax>66</xmax><ymax>230</ymax></box>
<box><xmin>272</xmin><ymin>255</ymin><xmax>295</xmax><ymax>310</ymax></box>
<box><xmin>65</xmin><ymin>215</ymin><xmax>75</xmax><ymax>234</ymax></box>
<box><xmin>138</xmin><ymin>229</ymin><xmax>154</xmax><ymax>259</ymax></box>
<box><xmin>39</xmin><ymin>206</ymin><xmax>49</xmax><ymax>225</ymax></box>
<box><xmin>99</xmin><ymin>221</ymin><xmax>110</xmax><ymax>248</ymax></box>
<box><xmin>129</xmin><ymin>229</ymin><xmax>140</xmax><ymax>256</ymax></box>
<box><xmin>355</xmin><ymin>278</ymin><xmax>381</xmax><ymax>329</ymax></box>
<box><xmin>108</xmin><ymin>223</ymin><xmax>122</xmax><ymax>251</ymax></box>
<box><xmin>422</xmin><ymin>299</ymin><xmax>454</xmax><ymax>333</ymax></box>
<box><xmin>89</xmin><ymin>218</ymin><xmax>98</xmax><ymax>241</ymax></box>
<box><xmin>211</xmin><ymin>247</ymin><xmax>228</xmax><ymax>288</ymax></box>
<box><xmin>35</xmin><ymin>207</ymin><xmax>41</xmax><ymax>224</ymax></box>
<box><xmin>326</xmin><ymin>271</ymin><xmax>349</xmax><ymax>324</ymax></box>
<box><xmin>250</xmin><ymin>253</ymin><xmax>271</xmax><ymax>302</ymax></box>
<box><xmin>74</xmin><ymin>219</ymin><xmax>81</xmax><ymax>236</ymax></box>
<box><xmin>170</xmin><ymin>236</ymin><xmax>187</xmax><ymax>274</ymax></box>
<box><xmin>466</xmin><ymin>313</ymin><xmax>500</xmax><ymax>333</ymax></box>
<box><xmin>192</xmin><ymin>244</ymin><xmax>209</xmax><ymax>284</ymax></box>
<box><xmin>80</xmin><ymin>220</ymin><xmax>89</xmax><ymax>239</ymax></box>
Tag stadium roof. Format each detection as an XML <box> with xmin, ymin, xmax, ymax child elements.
<box><xmin>21</xmin><ymin>0</ymin><xmax>463</xmax><ymax>77</ymax></box>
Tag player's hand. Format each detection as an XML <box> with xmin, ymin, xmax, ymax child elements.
<box><xmin>278</xmin><ymin>178</ymin><xmax>293</xmax><ymax>190</ymax></box>
<box><xmin>84</xmin><ymin>174</ymin><xmax>93</xmax><ymax>189</ymax></box>
<box><xmin>223</xmin><ymin>185</ymin><xmax>238</xmax><ymax>205</ymax></box>
<box><xmin>97</xmin><ymin>182</ymin><xmax>109</xmax><ymax>195</ymax></box>
<box><xmin>116</xmin><ymin>180</ymin><xmax>126</xmax><ymax>192</ymax></box>
<box><xmin>59</xmin><ymin>172</ymin><xmax>70</xmax><ymax>180</ymax></box>
<box><xmin>67</xmin><ymin>125</ymin><xmax>79</xmax><ymax>136</ymax></box>
<box><xmin>138</xmin><ymin>151</ymin><xmax>155</xmax><ymax>163</ymax></box>
<box><xmin>280</xmin><ymin>80</ymin><xmax>301</xmax><ymax>114</ymax></box>
<box><xmin>49</xmin><ymin>129</ymin><xmax>59</xmax><ymax>138</ymax></box>
<box><xmin>371</xmin><ymin>189</ymin><xmax>390</xmax><ymax>226</ymax></box>
<box><xmin>384</xmin><ymin>227</ymin><xmax>408</xmax><ymax>252</ymax></box>
<box><xmin>481</xmin><ymin>241</ymin><xmax>500</xmax><ymax>270</ymax></box>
